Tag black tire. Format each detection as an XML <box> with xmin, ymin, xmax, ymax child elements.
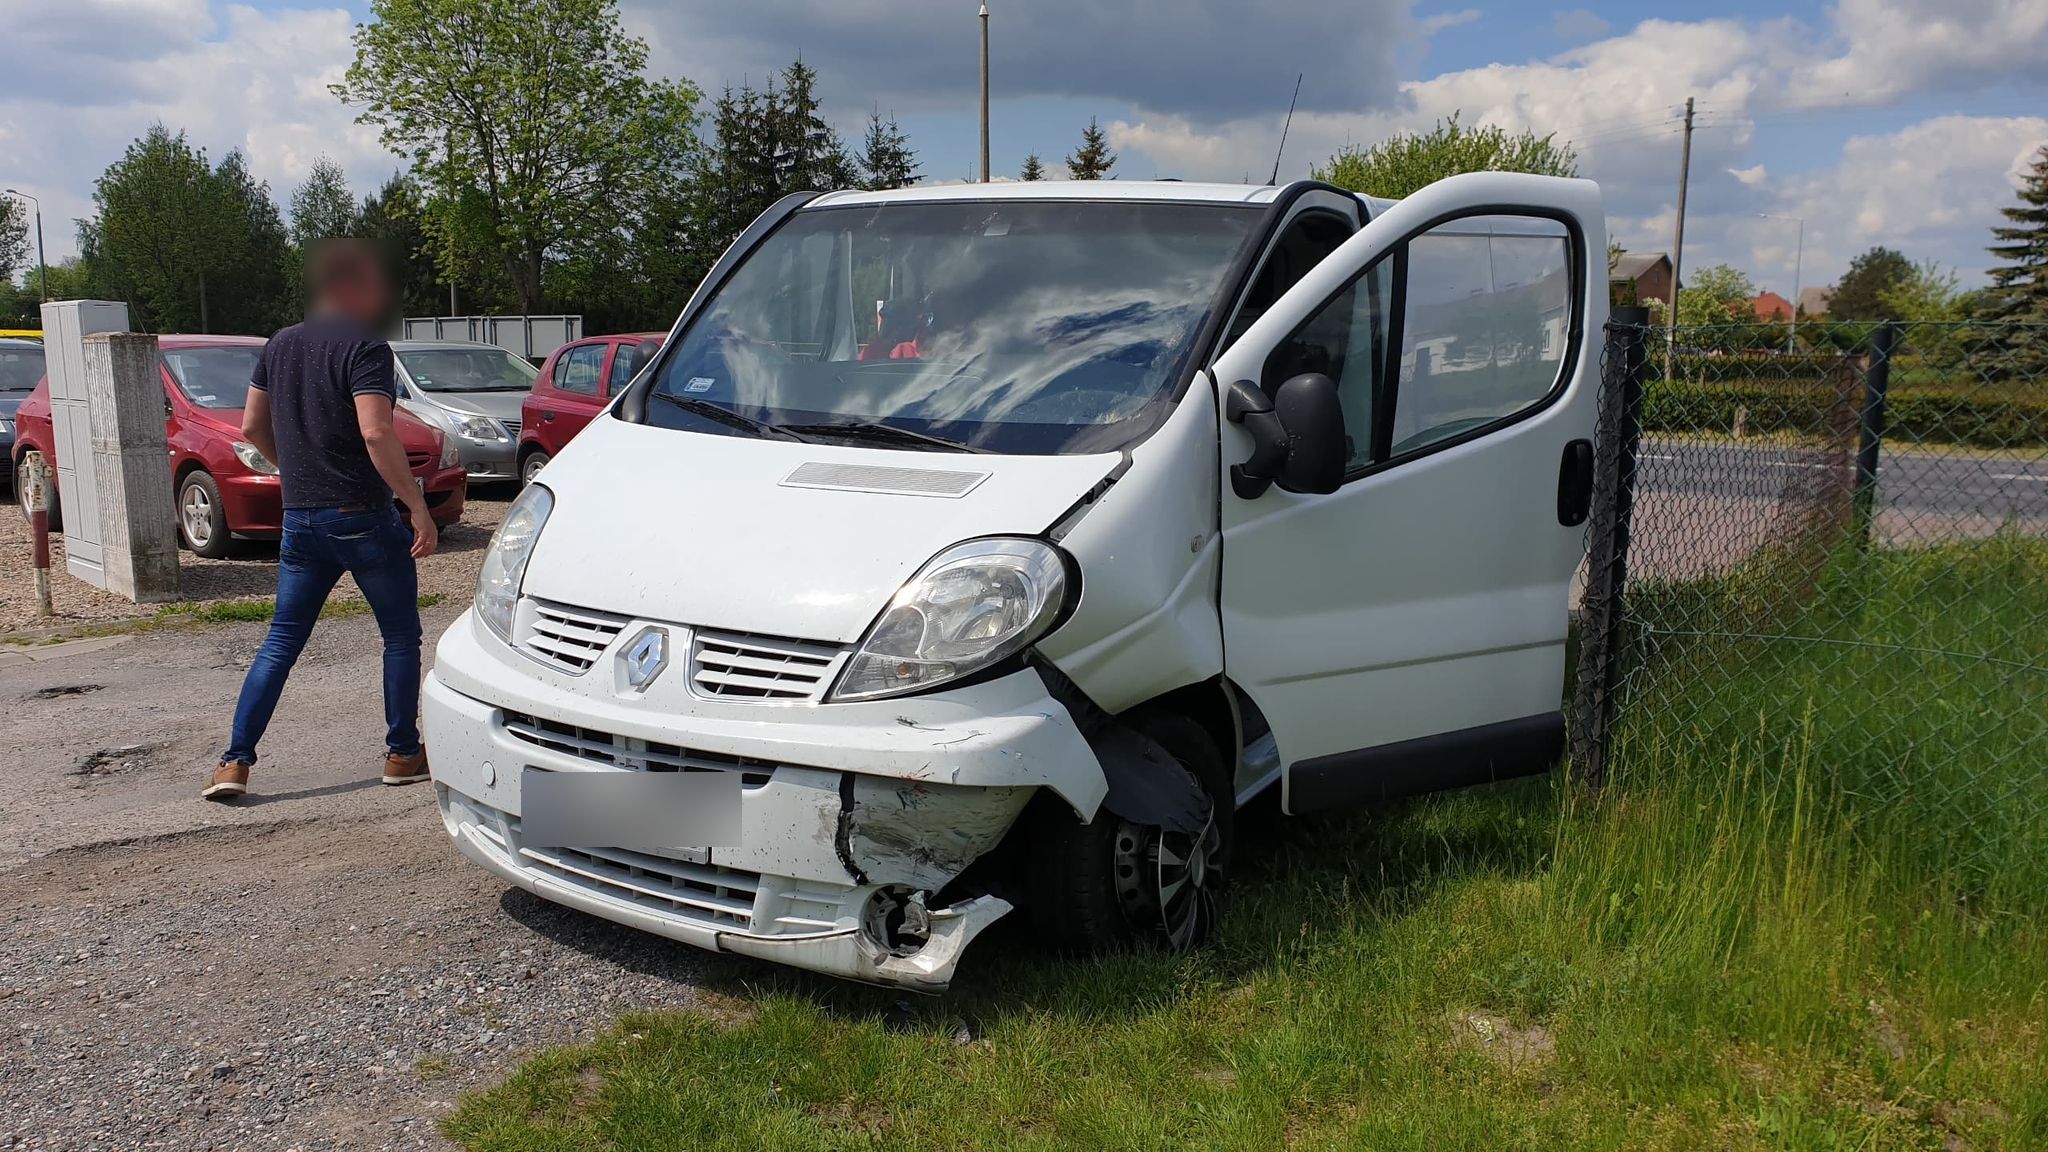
<box><xmin>1020</xmin><ymin>712</ymin><xmax>1233</xmax><ymax>955</ymax></box>
<box><xmin>15</xmin><ymin>450</ymin><xmax>60</xmax><ymax>532</ymax></box>
<box><xmin>177</xmin><ymin>471</ymin><xmax>233</xmax><ymax>559</ymax></box>
<box><xmin>519</xmin><ymin>449</ymin><xmax>550</xmax><ymax>486</ymax></box>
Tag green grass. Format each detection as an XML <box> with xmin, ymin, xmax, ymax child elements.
<box><xmin>1</xmin><ymin>591</ymin><xmax>447</xmax><ymax>644</ymax></box>
<box><xmin>444</xmin><ymin>543</ymin><xmax>2048</xmax><ymax>1152</ymax></box>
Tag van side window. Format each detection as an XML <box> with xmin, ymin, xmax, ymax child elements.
<box><xmin>1388</xmin><ymin>215</ymin><xmax>1572</xmax><ymax>457</ymax></box>
<box><xmin>1259</xmin><ymin>259</ymin><xmax>1389</xmax><ymax>473</ymax></box>
<box><xmin>558</xmin><ymin>344</ymin><xmax>605</xmax><ymax>396</ymax></box>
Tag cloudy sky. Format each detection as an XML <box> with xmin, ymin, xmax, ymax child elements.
<box><xmin>2</xmin><ymin>0</ymin><xmax>2044</xmax><ymax>297</ymax></box>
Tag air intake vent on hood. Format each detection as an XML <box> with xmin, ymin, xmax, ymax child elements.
<box><xmin>780</xmin><ymin>462</ymin><xmax>989</xmax><ymax>498</ymax></box>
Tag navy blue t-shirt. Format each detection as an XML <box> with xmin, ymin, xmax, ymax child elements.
<box><xmin>249</xmin><ymin>317</ymin><xmax>398</xmax><ymax>510</ymax></box>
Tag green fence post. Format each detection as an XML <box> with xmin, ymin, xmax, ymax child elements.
<box><xmin>1571</xmin><ymin>306</ymin><xmax>1651</xmax><ymax>788</ymax></box>
<box><xmin>1854</xmin><ymin>321</ymin><xmax>1900</xmax><ymax>546</ymax></box>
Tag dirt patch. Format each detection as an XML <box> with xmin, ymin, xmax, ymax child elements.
<box><xmin>1452</xmin><ymin>1009</ymin><xmax>1557</xmax><ymax>1070</ymax></box>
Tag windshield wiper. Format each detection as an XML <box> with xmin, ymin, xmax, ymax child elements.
<box><xmin>651</xmin><ymin>392</ymin><xmax>801</xmax><ymax>441</ymax></box>
<box><xmin>774</xmin><ymin>420</ymin><xmax>989</xmax><ymax>454</ymax></box>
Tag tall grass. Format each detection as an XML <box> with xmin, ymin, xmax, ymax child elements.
<box><xmin>445</xmin><ymin>542</ymin><xmax>2048</xmax><ymax>1150</ymax></box>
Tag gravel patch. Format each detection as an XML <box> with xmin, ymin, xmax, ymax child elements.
<box><xmin>0</xmin><ymin>488</ymin><xmax>512</xmax><ymax>634</ymax></box>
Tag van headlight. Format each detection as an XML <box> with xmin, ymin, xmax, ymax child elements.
<box><xmin>476</xmin><ymin>483</ymin><xmax>553</xmax><ymax>643</ymax></box>
<box><xmin>830</xmin><ymin>538</ymin><xmax>1069</xmax><ymax>702</ymax></box>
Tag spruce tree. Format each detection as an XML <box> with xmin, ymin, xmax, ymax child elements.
<box><xmin>1977</xmin><ymin>145</ymin><xmax>2048</xmax><ymax>379</ymax></box>
<box><xmin>1019</xmin><ymin>153</ymin><xmax>1045</xmax><ymax>181</ymax></box>
<box><xmin>856</xmin><ymin>109</ymin><xmax>919</xmax><ymax>191</ymax></box>
<box><xmin>1066</xmin><ymin>118</ymin><xmax>1116</xmax><ymax>180</ymax></box>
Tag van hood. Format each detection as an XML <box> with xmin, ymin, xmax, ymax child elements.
<box><xmin>520</xmin><ymin>415</ymin><xmax>1117</xmax><ymax>644</ymax></box>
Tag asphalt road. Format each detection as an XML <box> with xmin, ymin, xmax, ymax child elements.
<box><xmin>1637</xmin><ymin>437</ymin><xmax>2048</xmax><ymax>521</ymax></box>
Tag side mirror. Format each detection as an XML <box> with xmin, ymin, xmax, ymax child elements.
<box><xmin>1224</xmin><ymin>374</ymin><xmax>1345</xmax><ymax>498</ymax></box>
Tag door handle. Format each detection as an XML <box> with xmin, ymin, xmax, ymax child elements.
<box><xmin>1556</xmin><ymin>439</ymin><xmax>1594</xmax><ymax>526</ymax></box>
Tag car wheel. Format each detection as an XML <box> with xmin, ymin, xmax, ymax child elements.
<box><xmin>177</xmin><ymin>471</ymin><xmax>233</xmax><ymax>558</ymax></box>
<box><xmin>519</xmin><ymin>449</ymin><xmax>550</xmax><ymax>486</ymax></box>
<box><xmin>1020</xmin><ymin>712</ymin><xmax>1232</xmax><ymax>955</ymax></box>
<box><xmin>16</xmin><ymin>450</ymin><xmax>61</xmax><ymax>532</ymax></box>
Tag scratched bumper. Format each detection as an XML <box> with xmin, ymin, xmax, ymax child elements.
<box><xmin>422</xmin><ymin>608</ymin><xmax>1103</xmax><ymax>989</ymax></box>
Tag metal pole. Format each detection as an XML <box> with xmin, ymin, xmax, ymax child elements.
<box><xmin>1665</xmin><ymin>97</ymin><xmax>1694</xmax><ymax>380</ymax></box>
<box><xmin>1853</xmin><ymin>321</ymin><xmax>1899</xmax><ymax>544</ymax></box>
<box><xmin>4</xmin><ymin>190</ymin><xmax>45</xmax><ymax>301</ymax></box>
<box><xmin>978</xmin><ymin>3</ymin><xmax>991</xmax><ymax>183</ymax></box>
<box><xmin>1571</xmin><ymin>306</ymin><xmax>1652</xmax><ymax>788</ymax></box>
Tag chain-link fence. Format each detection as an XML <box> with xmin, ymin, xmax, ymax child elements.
<box><xmin>1572</xmin><ymin>313</ymin><xmax>2048</xmax><ymax>915</ymax></box>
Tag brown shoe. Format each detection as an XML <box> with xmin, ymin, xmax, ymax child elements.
<box><xmin>383</xmin><ymin>748</ymin><xmax>430</xmax><ymax>786</ymax></box>
<box><xmin>203</xmin><ymin>760</ymin><xmax>251</xmax><ymax>802</ymax></box>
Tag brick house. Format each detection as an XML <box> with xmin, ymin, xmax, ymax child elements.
<box><xmin>1609</xmin><ymin>252</ymin><xmax>1673</xmax><ymax>309</ymax></box>
<box><xmin>1753</xmin><ymin>291</ymin><xmax>1793</xmax><ymax>322</ymax></box>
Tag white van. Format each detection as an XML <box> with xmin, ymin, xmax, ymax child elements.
<box><xmin>423</xmin><ymin>172</ymin><xmax>1606</xmax><ymax>990</ymax></box>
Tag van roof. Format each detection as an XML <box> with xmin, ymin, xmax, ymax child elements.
<box><xmin>810</xmin><ymin>179</ymin><xmax>1293</xmax><ymax>209</ymax></box>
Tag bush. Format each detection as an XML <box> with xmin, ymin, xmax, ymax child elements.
<box><xmin>1643</xmin><ymin>378</ymin><xmax>2048</xmax><ymax>448</ymax></box>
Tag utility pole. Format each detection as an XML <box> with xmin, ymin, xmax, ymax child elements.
<box><xmin>1666</xmin><ymin>96</ymin><xmax>1694</xmax><ymax>379</ymax></box>
<box><xmin>5</xmin><ymin>190</ymin><xmax>47</xmax><ymax>302</ymax></box>
<box><xmin>978</xmin><ymin>3</ymin><xmax>991</xmax><ymax>183</ymax></box>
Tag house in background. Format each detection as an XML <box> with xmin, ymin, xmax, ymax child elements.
<box><xmin>1609</xmin><ymin>252</ymin><xmax>1673</xmax><ymax>308</ymax></box>
<box><xmin>1797</xmin><ymin>286</ymin><xmax>1833</xmax><ymax>319</ymax></box>
<box><xmin>1754</xmin><ymin>291</ymin><xmax>1793</xmax><ymax>322</ymax></box>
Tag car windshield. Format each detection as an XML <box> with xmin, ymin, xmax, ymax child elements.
<box><xmin>162</xmin><ymin>346</ymin><xmax>262</xmax><ymax>409</ymax></box>
<box><xmin>398</xmin><ymin>347</ymin><xmax>539</xmax><ymax>393</ymax></box>
<box><xmin>0</xmin><ymin>344</ymin><xmax>43</xmax><ymax>393</ymax></box>
<box><xmin>638</xmin><ymin>199</ymin><xmax>1258</xmax><ymax>454</ymax></box>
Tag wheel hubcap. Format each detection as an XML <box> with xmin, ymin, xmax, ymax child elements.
<box><xmin>1113</xmin><ymin>801</ymin><xmax>1223</xmax><ymax>952</ymax></box>
<box><xmin>182</xmin><ymin>486</ymin><xmax>212</xmax><ymax>546</ymax></box>
<box><xmin>523</xmin><ymin>456</ymin><xmax>546</xmax><ymax>482</ymax></box>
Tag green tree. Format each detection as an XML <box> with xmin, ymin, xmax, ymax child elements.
<box><xmin>358</xmin><ymin>174</ymin><xmax>446</xmax><ymax>317</ymax></box>
<box><xmin>1827</xmin><ymin>246</ymin><xmax>1914</xmax><ymax>322</ymax></box>
<box><xmin>288</xmin><ymin>156</ymin><xmax>360</xmax><ymax>246</ymax></box>
<box><xmin>1313</xmin><ymin>111</ymin><xmax>1577</xmax><ymax>198</ymax></box>
<box><xmin>82</xmin><ymin>123</ymin><xmax>290</xmax><ymax>334</ymax></box>
<box><xmin>333</xmin><ymin>0</ymin><xmax>702</xmax><ymax>313</ymax></box>
<box><xmin>856</xmin><ymin>108</ymin><xmax>919</xmax><ymax>191</ymax></box>
<box><xmin>772</xmin><ymin>60</ymin><xmax>856</xmax><ymax>192</ymax></box>
<box><xmin>1019</xmin><ymin>153</ymin><xmax>1045</xmax><ymax>182</ymax></box>
<box><xmin>0</xmin><ymin>198</ymin><xmax>27</xmax><ymax>287</ymax></box>
<box><xmin>1979</xmin><ymin>144</ymin><xmax>2048</xmax><ymax>376</ymax></box>
<box><xmin>1676</xmin><ymin>263</ymin><xmax>1756</xmax><ymax>327</ymax></box>
<box><xmin>1066</xmin><ymin>118</ymin><xmax>1116</xmax><ymax>180</ymax></box>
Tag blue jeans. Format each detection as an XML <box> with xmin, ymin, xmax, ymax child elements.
<box><xmin>224</xmin><ymin>505</ymin><xmax>422</xmax><ymax>765</ymax></box>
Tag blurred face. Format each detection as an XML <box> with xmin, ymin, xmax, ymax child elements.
<box><xmin>310</xmin><ymin>242</ymin><xmax>395</xmax><ymax>328</ymax></box>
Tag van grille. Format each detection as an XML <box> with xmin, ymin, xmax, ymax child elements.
<box><xmin>689</xmin><ymin>630</ymin><xmax>846</xmax><ymax>702</ymax></box>
<box><xmin>470</xmin><ymin>809</ymin><xmax>762</xmax><ymax>929</ymax></box>
<box><xmin>520</xmin><ymin>600</ymin><xmax>628</xmax><ymax>674</ymax></box>
<box><xmin>500</xmin><ymin>709</ymin><xmax>773</xmax><ymax>788</ymax></box>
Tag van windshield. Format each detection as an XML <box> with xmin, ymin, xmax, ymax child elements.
<box><xmin>638</xmin><ymin>200</ymin><xmax>1258</xmax><ymax>454</ymax></box>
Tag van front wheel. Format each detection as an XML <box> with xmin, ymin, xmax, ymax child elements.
<box><xmin>1022</xmin><ymin>713</ymin><xmax>1232</xmax><ymax>954</ymax></box>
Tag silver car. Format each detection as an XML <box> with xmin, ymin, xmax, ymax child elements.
<box><xmin>390</xmin><ymin>340</ymin><xmax>538</xmax><ymax>484</ymax></box>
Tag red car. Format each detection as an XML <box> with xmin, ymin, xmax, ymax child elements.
<box><xmin>517</xmin><ymin>332</ymin><xmax>664</xmax><ymax>484</ymax></box>
<box><xmin>11</xmin><ymin>334</ymin><xmax>466</xmax><ymax>558</ymax></box>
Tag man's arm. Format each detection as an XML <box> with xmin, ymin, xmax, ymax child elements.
<box><xmin>354</xmin><ymin>392</ymin><xmax>438</xmax><ymax>560</ymax></box>
<box><xmin>240</xmin><ymin>389</ymin><xmax>278</xmax><ymax>466</ymax></box>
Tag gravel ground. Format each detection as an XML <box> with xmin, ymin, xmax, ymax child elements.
<box><xmin>0</xmin><ymin>487</ymin><xmax>513</xmax><ymax>635</ymax></box>
<box><xmin>0</xmin><ymin>507</ymin><xmax>737</xmax><ymax>1152</ymax></box>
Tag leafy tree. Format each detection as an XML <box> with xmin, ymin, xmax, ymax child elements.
<box><xmin>1067</xmin><ymin>118</ymin><xmax>1116</xmax><ymax>180</ymax></box>
<box><xmin>82</xmin><ymin>123</ymin><xmax>290</xmax><ymax>334</ymax></box>
<box><xmin>1827</xmin><ymin>246</ymin><xmax>1914</xmax><ymax>322</ymax></box>
<box><xmin>333</xmin><ymin>0</ymin><xmax>702</xmax><ymax>313</ymax></box>
<box><xmin>1313</xmin><ymin>111</ymin><xmax>1577</xmax><ymax>198</ymax></box>
<box><xmin>1977</xmin><ymin>144</ymin><xmax>2048</xmax><ymax>376</ymax></box>
<box><xmin>856</xmin><ymin>108</ymin><xmax>919</xmax><ymax>191</ymax></box>
<box><xmin>358</xmin><ymin>174</ymin><xmax>447</xmax><ymax>317</ymax></box>
<box><xmin>1019</xmin><ymin>153</ymin><xmax>1045</xmax><ymax>182</ymax></box>
<box><xmin>288</xmin><ymin>156</ymin><xmax>360</xmax><ymax>246</ymax></box>
<box><xmin>1676</xmin><ymin>263</ymin><xmax>1756</xmax><ymax>327</ymax></box>
<box><xmin>0</xmin><ymin>198</ymin><xmax>26</xmax><ymax>286</ymax></box>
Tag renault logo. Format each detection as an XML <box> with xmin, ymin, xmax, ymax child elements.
<box><xmin>620</xmin><ymin>626</ymin><xmax>669</xmax><ymax>690</ymax></box>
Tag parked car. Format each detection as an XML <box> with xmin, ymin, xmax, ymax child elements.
<box><xmin>11</xmin><ymin>335</ymin><xmax>466</xmax><ymax>557</ymax></box>
<box><xmin>0</xmin><ymin>337</ymin><xmax>43</xmax><ymax>490</ymax></box>
<box><xmin>391</xmin><ymin>340</ymin><xmax>539</xmax><ymax>485</ymax></box>
<box><xmin>424</xmin><ymin>173</ymin><xmax>1606</xmax><ymax>990</ymax></box>
<box><xmin>517</xmin><ymin>333</ymin><xmax>664</xmax><ymax>484</ymax></box>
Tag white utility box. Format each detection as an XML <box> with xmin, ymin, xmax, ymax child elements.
<box><xmin>41</xmin><ymin>300</ymin><xmax>130</xmax><ymax>588</ymax></box>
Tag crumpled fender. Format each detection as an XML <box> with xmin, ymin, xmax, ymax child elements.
<box><xmin>1036</xmin><ymin>663</ymin><xmax>1207</xmax><ymax>833</ymax></box>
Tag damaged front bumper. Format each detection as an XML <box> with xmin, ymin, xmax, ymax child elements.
<box><xmin>422</xmin><ymin>609</ymin><xmax>1106</xmax><ymax>991</ymax></box>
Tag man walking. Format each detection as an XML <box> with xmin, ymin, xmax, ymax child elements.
<box><xmin>204</xmin><ymin>241</ymin><xmax>438</xmax><ymax>801</ymax></box>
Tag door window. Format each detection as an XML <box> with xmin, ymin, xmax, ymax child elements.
<box><xmin>606</xmin><ymin>342</ymin><xmax>646</xmax><ymax>395</ymax></box>
<box><xmin>1262</xmin><ymin>213</ymin><xmax>1574</xmax><ymax>475</ymax></box>
<box><xmin>557</xmin><ymin>344</ymin><xmax>605</xmax><ymax>396</ymax></box>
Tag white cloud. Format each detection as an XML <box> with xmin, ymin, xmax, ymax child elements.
<box><xmin>1417</xmin><ymin>8</ymin><xmax>1481</xmax><ymax>36</ymax></box>
<box><xmin>0</xmin><ymin>2</ymin><xmax>392</xmax><ymax>262</ymax></box>
<box><xmin>1552</xmin><ymin>9</ymin><xmax>1611</xmax><ymax>42</ymax></box>
<box><xmin>1729</xmin><ymin>164</ymin><xmax>1768</xmax><ymax>187</ymax></box>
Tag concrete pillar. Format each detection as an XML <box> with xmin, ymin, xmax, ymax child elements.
<box><xmin>82</xmin><ymin>332</ymin><xmax>180</xmax><ymax>602</ymax></box>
